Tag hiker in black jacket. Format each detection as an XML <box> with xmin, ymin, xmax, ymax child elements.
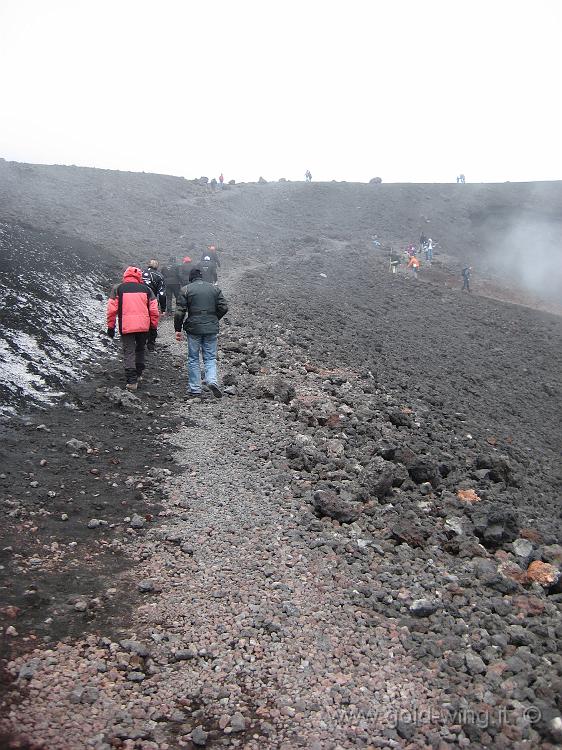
<box><xmin>142</xmin><ymin>259</ymin><xmax>166</xmax><ymax>350</ymax></box>
<box><xmin>174</xmin><ymin>268</ymin><xmax>228</xmax><ymax>399</ymax></box>
<box><xmin>199</xmin><ymin>255</ymin><xmax>218</xmax><ymax>284</ymax></box>
<box><xmin>161</xmin><ymin>257</ymin><xmax>181</xmax><ymax>312</ymax></box>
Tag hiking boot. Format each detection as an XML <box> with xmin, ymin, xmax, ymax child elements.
<box><xmin>208</xmin><ymin>383</ymin><xmax>223</xmax><ymax>398</ymax></box>
<box><xmin>185</xmin><ymin>391</ymin><xmax>204</xmax><ymax>400</ymax></box>
<box><xmin>126</xmin><ymin>382</ymin><xmax>138</xmax><ymax>391</ymax></box>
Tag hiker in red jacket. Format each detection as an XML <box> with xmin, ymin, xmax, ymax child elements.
<box><xmin>106</xmin><ymin>267</ymin><xmax>159</xmax><ymax>390</ymax></box>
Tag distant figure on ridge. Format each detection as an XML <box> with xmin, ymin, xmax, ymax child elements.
<box><xmin>106</xmin><ymin>267</ymin><xmax>159</xmax><ymax>390</ymax></box>
<box><xmin>305</xmin><ymin>170</ymin><xmax>312</xmax><ymax>182</ymax></box>
<box><xmin>462</xmin><ymin>266</ymin><xmax>472</xmax><ymax>292</ymax></box>
<box><xmin>174</xmin><ymin>268</ymin><xmax>229</xmax><ymax>399</ymax></box>
<box><xmin>219</xmin><ymin>173</ymin><xmax>224</xmax><ymax>187</ymax></box>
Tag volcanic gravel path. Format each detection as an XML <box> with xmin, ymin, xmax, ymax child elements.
<box><xmin>1</xmin><ymin>240</ymin><xmax>562</xmax><ymax>750</ymax></box>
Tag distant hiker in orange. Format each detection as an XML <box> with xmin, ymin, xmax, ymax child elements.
<box><xmin>179</xmin><ymin>256</ymin><xmax>193</xmax><ymax>286</ymax></box>
<box><xmin>219</xmin><ymin>173</ymin><xmax>224</xmax><ymax>187</ymax></box>
<box><xmin>407</xmin><ymin>255</ymin><xmax>420</xmax><ymax>278</ymax></box>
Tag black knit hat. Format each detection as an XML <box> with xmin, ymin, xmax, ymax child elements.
<box><xmin>189</xmin><ymin>268</ymin><xmax>202</xmax><ymax>282</ymax></box>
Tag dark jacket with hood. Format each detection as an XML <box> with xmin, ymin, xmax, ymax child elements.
<box><xmin>142</xmin><ymin>267</ymin><xmax>167</xmax><ymax>312</ymax></box>
<box><xmin>174</xmin><ymin>278</ymin><xmax>228</xmax><ymax>335</ymax></box>
<box><xmin>199</xmin><ymin>257</ymin><xmax>218</xmax><ymax>284</ymax></box>
<box><xmin>161</xmin><ymin>261</ymin><xmax>181</xmax><ymax>287</ymax></box>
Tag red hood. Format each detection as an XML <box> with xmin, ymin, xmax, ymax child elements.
<box><xmin>123</xmin><ymin>266</ymin><xmax>142</xmax><ymax>283</ymax></box>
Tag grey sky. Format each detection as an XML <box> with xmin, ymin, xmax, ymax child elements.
<box><xmin>1</xmin><ymin>0</ymin><xmax>561</xmax><ymax>183</ymax></box>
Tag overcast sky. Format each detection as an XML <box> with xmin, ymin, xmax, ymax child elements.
<box><xmin>1</xmin><ymin>0</ymin><xmax>561</xmax><ymax>183</ymax></box>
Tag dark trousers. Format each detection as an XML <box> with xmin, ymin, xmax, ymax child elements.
<box><xmin>166</xmin><ymin>284</ymin><xmax>180</xmax><ymax>311</ymax></box>
<box><xmin>121</xmin><ymin>332</ymin><xmax>147</xmax><ymax>382</ymax></box>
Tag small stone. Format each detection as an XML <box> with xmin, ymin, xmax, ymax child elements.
<box><xmin>409</xmin><ymin>599</ymin><xmax>439</xmax><ymax>617</ymax></box>
<box><xmin>74</xmin><ymin>601</ymin><xmax>87</xmax><ymax>612</ymax></box>
<box><xmin>87</xmin><ymin>519</ymin><xmax>101</xmax><ymax>529</ymax></box>
<box><xmin>191</xmin><ymin>725</ymin><xmax>208</xmax><ymax>746</ymax></box>
<box><xmin>512</xmin><ymin>538</ymin><xmax>533</xmax><ymax>559</ymax></box>
<box><xmin>173</xmin><ymin>649</ymin><xmax>197</xmax><ymax>661</ymax></box>
<box><xmin>120</xmin><ymin>639</ymin><xmax>149</xmax><ymax>657</ymax></box>
<box><xmin>66</xmin><ymin>438</ymin><xmax>90</xmax><ymax>451</ymax></box>
<box><xmin>230</xmin><ymin>712</ymin><xmax>246</xmax><ymax>732</ymax></box>
<box><xmin>19</xmin><ymin>659</ymin><xmax>40</xmax><ymax>680</ymax></box>
<box><xmin>130</xmin><ymin>514</ymin><xmax>146</xmax><ymax>529</ymax></box>
<box><xmin>5</xmin><ymin>626</ymin><xmax>18</xmax><ymax>636</ymax></box>
<box><xmin>138</xmin><ymin>580</ymin><xmax>155</xmax><ymax>593</ymax></box>
<box><xmin>465</xmin><ymin>650</ymin><xmax>486</xmax><ymax>674</ymax></box>
<box><xmin>126</xmin><ymin>671</ymin><xmax>145</xmax><ymax>682</ymax></box>
<box><xmin>526</xmin><ymin>560</ymin><xmax>559</xmax><ymax>586</ymax></box>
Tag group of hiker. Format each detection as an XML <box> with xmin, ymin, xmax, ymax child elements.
<box><xmin>106</xmin><ymin>245</ymin><xmax>228</xmax><ymax>397</ymax></box>
<box><xmin>387</xmin><ymin>233</ymin><xmax>473</xmax><ymax>291</ymax></box>
<box><xmin>388</xmin><ymin>233</ymin><xmax>437</xmax><ymax>277</ymax></box>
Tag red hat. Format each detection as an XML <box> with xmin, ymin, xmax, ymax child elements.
<box><xmin>183</xmin><ymin>256</ymin><xmax>192</xmax><ymax>263</ymax></box>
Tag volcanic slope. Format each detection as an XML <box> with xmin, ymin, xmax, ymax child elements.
<box><xmin>0</xmin><ymin>162</ymin><xmax>561</xmax><ymax>748</ymax></box>
<box><xmin>1</xmin><ymin>158</ymin><xmax>561</xmax><ymax>306</ymax></box>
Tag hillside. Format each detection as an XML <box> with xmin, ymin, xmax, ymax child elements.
<box><xmin>0</xmin><ymin>161</ymin><xmax>561</xmax><ymax>749</ymax></box>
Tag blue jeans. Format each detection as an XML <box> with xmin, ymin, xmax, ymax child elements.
<box><xmin>187</xmin><ymin>334</ymin><xmax>218</xmax><ymax>393</ymax></box>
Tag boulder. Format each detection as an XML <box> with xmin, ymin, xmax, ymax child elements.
<box><xmin>473</xmin><ymin>507</ymin><xmax>519</xmax><ymax>549</ymax></box>
<box><xmin>312</xmin><ymin>490</ymin><xmax>361</xmax><ymax>524</ymax></box>
<box><xmin>408</xmin><ymin>457</ymin><xmax>441</xmax><ymax>487</ymax></box>
<box><xmin>356</xmin><ymin>457</ymin><xmax>395</xmax><ymax>500</ymax></box>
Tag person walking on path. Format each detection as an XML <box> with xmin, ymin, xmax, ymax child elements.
<box><xmin>106</xmin><ymin>266</ymin><xmax>159</xmax><ymax>390</ymax></box>
<box><xmin>204</xmin><ymin>244</ymin><xmax>221</xmax><ymax>268</ymax></box>
<box><xmin>199</xmin><ymin>255</ymin><xmax>218</xmax><ymax>284</ymax></box>
<box><xmin>407</xmin><ymin>255</ymin><xmax>420</xmax><ymax>278</ymax></box>
<box><xmin>425</xmin><ymin>238</ymin><xmax>434</xmax><ymax>262</ymax></box>
<box><xmin>161</xmin><ymin>256</ymin><xmax>181</xmax><ymax>313</ymax></box>
<box><xmin>142</xmin><ymin>259</ymin><xmax>166</xmax><ymax>350</ymax></box>
<box><xmin>462</xmin><ymin>266</ymin><xmax>472</xmax><ymax>292</ymax></box>
<box><xmin>174</xmin><ymin>268</ymin><xmax>228</xmax><ymax>399</ymax></box>
<box><xmin>179</xmin><ymin>256</ymin><xmax>193</xmax><ymax>287</ymax></box>
<box><xmin>219</xmin><ymin>173</ymin><xmax>224</xmax><ymax>187</ymax></box>
<box><xmin>389</xmin><ymin>251</ymin><xmax>400</xmax><ymax>274</ymax></box>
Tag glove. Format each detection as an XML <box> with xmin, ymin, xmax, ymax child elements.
<box><xmin>107</xmin><ymin>328</ymin><xmax>115</xmax><ymax>338</ymax></box>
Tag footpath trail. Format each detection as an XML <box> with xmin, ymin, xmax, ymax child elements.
<box><xmin>2</xmin><ymin>246</ymin><xmax>562</xmax><ymax>750</ymax></box>
<box><xmin>2</xmin><ymin>263</ymin><xmax>447</xmax><ymax>750</ymax></box>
